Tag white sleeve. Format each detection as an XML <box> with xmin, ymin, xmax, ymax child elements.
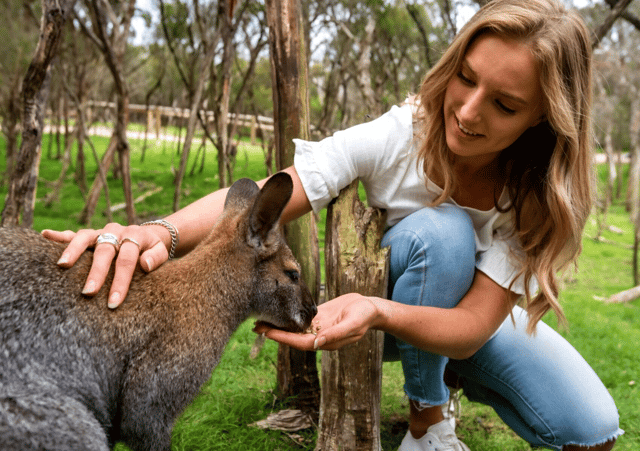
<box><xmin>475</xmin><ymin>228</ymin><xmax>538</xmax><ymax>296</ymax></box>
<box><xmin>293</xmin><ymin>104</ymin><xmax>414</xmax><ymax>215</ymax></box>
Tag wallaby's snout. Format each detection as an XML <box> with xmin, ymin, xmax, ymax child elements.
<box><xmin>252</xmin><ymin>255</ymin><xmax>317</xmax><ymax>333</ymax></box>
<box><xmin>226</xmin><ymin>172</ymin><xmax>317</xmax><ymax>333</ymax></box>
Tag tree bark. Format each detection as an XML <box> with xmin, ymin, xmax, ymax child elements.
<box><xmin>215</xmin><ymin>0</ymin><xmax>235</xmax><ymax>188</ymax></box>
<box><xmin>355</xmin><ymin>16</ymin><xmax>380</xmax><ymax>118</ymax></box>
<box><xmin>629</xmin><ymin>95</ymin><xmax>640</xmax><ymax>284</ymax></box>
<box><xmin>79</xmin><ymin>134</ymin><xmax>115</xmax><ymax>225</ymax></box>
<box><xmin>591</xmin><ymin>0</ymin><xmax>634</xmax><ymax>47</ymax></box>
<box><xmin>265</xmin><ymin>0</ymin><xmax>321</xmax><ymax>420</ymax></box>
<box><xmin>77</xmin><ymin>0</ymin><xmax>136</xmax><ymax>225</ymax></box>
<box><xmin>172</xmin><ymin>43</ymin><xmax>216</xmax><ymax>211</ymax></box>
<box><xmin>316</xmin><ymin>179</ymin><xmax>389</xmax><ymax>451</ymax></box>
<box><xmin>1</xmin><ymin>0</ymin><xmax>77</xmax><ymax>227</ymax></box>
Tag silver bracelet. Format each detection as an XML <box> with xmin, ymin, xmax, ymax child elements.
<box><xmin>141</xmin><ymin>219</ymin><xmax>179</xmax><ymax>259</ymax></box>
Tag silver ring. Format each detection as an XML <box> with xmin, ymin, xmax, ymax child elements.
<box><xmin>96</xmin><ymin>233</ymin><xmax>120</xmax><ymax>252</ymax></box>
<box><xmin>120</xmin><ymin>237</ymin><xmax>141</xmax><ymax>249</ymax></box>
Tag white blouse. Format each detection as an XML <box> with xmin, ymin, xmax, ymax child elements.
<box><xmin>293</xmin><ymin>102</ymin><xmax>536</xmax><ymax>296</ymax></box>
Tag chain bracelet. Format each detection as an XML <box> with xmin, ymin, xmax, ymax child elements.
<box><xmin>140</xmin><ymin>219</ymin><xmax>179</xmax><ymax>259</ymax></box>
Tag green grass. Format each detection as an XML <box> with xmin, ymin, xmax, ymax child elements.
<box><xmin>1</xmin><ymin>133</ymin><xmax>638</xmax><ymax>450</ymax></box>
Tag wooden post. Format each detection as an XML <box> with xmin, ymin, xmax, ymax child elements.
<box><xmin>265</xmin><ymin>0</ymin><xmax>321</xmax><ymax>419</ymax></box>
<box><xmin>250</xmin><ymin>116</ymin><xmax>257</xmax><ymax>145</ymax></box>
<box><xmin>316</xmin><ymin>179</ymin><xmax>389</xmax><ymax>451</ymax></box>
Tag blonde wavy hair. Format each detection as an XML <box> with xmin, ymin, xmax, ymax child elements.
<box><xmin>416</xmin><ymin>0</ymin><xmax>594</xmax><ymax>334</ymax></box>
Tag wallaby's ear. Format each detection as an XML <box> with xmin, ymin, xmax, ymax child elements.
<box><xmin>225</xmin><ymin>178</ymin><xmax>260</xmax><ymax>212</ymax></box>
<box><xmin>247</xmin><ymin>172</ymin><xmax>293</xmax><ymax>249</ymax></box>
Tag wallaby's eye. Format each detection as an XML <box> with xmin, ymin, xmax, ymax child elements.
<box><xmin>285</xmin><ymin>270</ymin><xmax>300</xmax><ymax>282</ymax></box>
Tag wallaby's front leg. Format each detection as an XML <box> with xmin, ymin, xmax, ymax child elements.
<box><xmin>118</xmin><ymin>351</ymin><xmax>214</xmax><ymax>451</ymax></box>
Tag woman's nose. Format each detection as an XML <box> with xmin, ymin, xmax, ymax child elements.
<box><xmin>458</xmin><ymin>91</ymin><xmax>482</xmax><ymax>124</ymax></box>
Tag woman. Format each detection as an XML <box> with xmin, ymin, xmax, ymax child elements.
<box><xmin>44</xmin><ymin>0</ymin><xmax>622</xmax><ymax>449</ymax></box>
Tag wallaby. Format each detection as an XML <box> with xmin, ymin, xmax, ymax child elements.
<box><xmin>0</xmin><ymin>172</ymin><xmax>316</xmax><ymax>451</ymax></box>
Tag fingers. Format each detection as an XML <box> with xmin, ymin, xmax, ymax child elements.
<box><xmin>139</xmin><ymin>241</ymin><xmax>169</xmax><ymax>273</ymax></box>
<box><xmin>42</xmin><ymin>229</ymin><xmax>95</xmax><ymax>267</ymax></box>
<box><xmin>253</xmin><ymin>294</ymin><xmax>379</xmax><ymax>351</ymax></box>
<box><xmin>264</xmin><ymin>328</ymin><xmax>317</xmax><ymax>351</ymax></box>
<box><xmin>255</xmin><ymin>322</ymin><xmax>365</xmax><ymax>351</ymax></box>
<box><xmin>44</xmin><ymin>224</ymin><xmax>171</xmax><ymax>309</ymax></box>
<box><xmin>41</xmin><ymin>229</ymin><xmax>76</xmax><ymax>244</ymax></box>
<box><xmin>252</xmin><ymin>316</ymin><xmax>367</xmax><ymax>352</ymax></box>
<box><xmin>252</xmin><ymin>321</ymin><xmax>318</xmax><ymax>351</ymax></box>
<box><xmin>84</xmin><ymin>236</ymin><xmax>119</xmax><ymax>296</ymax></box>
<box><xmin>104</xmin><ymin>227</ymin><xmax>168</xmax><ymax>309</ymax></box>
<box><xmin>107</xmin><ymin>238</ymin><xmax>140</xmax><ymax>309</ymax></box>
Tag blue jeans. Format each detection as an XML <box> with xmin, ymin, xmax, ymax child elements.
<box><xmin>380</xmin><ymin>205</ymin><xmax>623</xmax><ymax>449</ymax></box>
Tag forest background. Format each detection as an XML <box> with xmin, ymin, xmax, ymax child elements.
<box><xmin>0</xmin><ymin>0</ymin><xmax>639</xmax><ymax>449</ymax></box>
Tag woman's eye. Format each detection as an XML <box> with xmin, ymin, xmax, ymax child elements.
<box><xmin>457</xmin><ymin>71</ymin><xmax>474</xmax><ymax>85</ymax></box>
<box><xmin>496</xmin><ymin>101</ymin><xmax>516</xmax><ymax>115</ymax></box>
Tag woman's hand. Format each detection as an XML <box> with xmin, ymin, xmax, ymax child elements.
<box><xmin>42</xmin><ymin>223</ymin><xmax>171</xmax><ymax>308</ymax></box>
<box><xmin>253</xmin><ymin>293</ymin><xmax>386</xmax><ymax>351</ymax></box>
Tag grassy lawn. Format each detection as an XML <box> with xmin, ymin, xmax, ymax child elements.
<box><xmin>1</xmin><ymin>133</ymin><xmax>638</xmax><ymax>450</ymax></box>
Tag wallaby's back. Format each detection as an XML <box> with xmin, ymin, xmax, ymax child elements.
<box><xmin>0</xmin><ymin>227</ymin><xmax>121</xmax><ymax>450</ymax></box>
<box><xmin>0</xmin><ymin>173</ymin><xmax>316</xmax><ymax>451</ymax></box>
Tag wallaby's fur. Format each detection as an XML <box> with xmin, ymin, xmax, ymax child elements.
<box><xmin>0</xmin><ymin>172</ymin><xmax>316</xmax><ymax>451</ymax></box>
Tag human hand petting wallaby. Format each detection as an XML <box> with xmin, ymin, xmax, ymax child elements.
<box><xmin>42</xmin><ymin>223</ymin><xmax>173</xmax><ymax>309</ymax></box>
<box><xmin>41</xmin><ymin>167</ymin><xmax>310</xmax><ymax>309</ymax></box>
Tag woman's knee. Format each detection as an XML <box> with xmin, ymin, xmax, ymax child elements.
<box><xmin>556</xmin><ymin>396</ymin><xmax>622</xmax><ymax>450</ymax></box>
<box><xmin>382</xmin><ymin>205</ymin><xmax>476</xmax><ymax>307</ymax></box>
<box><xmin>383</xmin><ymin>205</ymin><xmax>475</xmax><ymax>268</ymax></box>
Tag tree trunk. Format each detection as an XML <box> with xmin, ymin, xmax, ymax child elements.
<box><xmin>316</xmin><ymin>180</ymin><xmax>389</xmax><ymax>451</ymax></box>
<box><xmin>173</xmin><ymin>44</ymin><xmax>216</xmax><ymax>211</ymax></box>
<box><xmin>591</xmin><ymin>0</ymin><xmax>635</xmax><ymax>47</ymax></box>
<box><xmin>80</xmin><ymin>0</ymin><xmax>136</xmax><ymax>224</ymax></box>
<box><xmin>1</xmin><ymin>0</ymin><xmax>76</xmax><ymax>227</ymax></box>
<box><xmin>1</xmin><ymin>74</ymin><xmax>22</xmax><ymax>187</ymax></box>
<box><xmin>216</xmin><ymin>0</ymin><xmax>234</xmax><ymax>188</ymax></box>
<box><xmin>79</xmin><ymin>133</ymin><xmax>116</xmax><ymax>225</ymax></box>
<box><xmin>629</xmin><ymin>96</ymin><xmax>640</xmax><ymax>284</ymax></box>
<box><xmin>265</xmin><ymin>0</ymin><xmax>321</xmax><ymax>420</ymax></box>
<box><xmin>355</xmin><ymin>16</ymin><xmax>380</xmax><ymax>118</ymax></box>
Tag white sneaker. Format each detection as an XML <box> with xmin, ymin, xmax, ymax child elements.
<box><xmin>398</xmin><ymin>419</ymin><xmax>470</xmax><ymax>451</ymax></box>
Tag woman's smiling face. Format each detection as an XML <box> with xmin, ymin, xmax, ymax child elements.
<box><xmin>443</xmin><ymin>33</ymin><xmax>545</xmax><ymax>167</ymax></box>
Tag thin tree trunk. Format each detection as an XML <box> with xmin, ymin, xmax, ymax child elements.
<box><xmin>629</xmin><ymin>97</ymin><xmax>640</xmax><ymax>284</ymax></box>
<box><xmin>355</xmin><ymin>16</ymin><xmax>380</xmax><ymax>118</ymax></box>
<box><xmin>316</xmin><ymin>180</ymin><xmax>389</xmax><ymax>451</ymax></box>
<box><xmin>1</xmin><ymin>74</ymin><xmax>22</xmax><ymax>187</ymax></box>
<box><xmin>79</xmin><ymin>134</ymin><xmax>115</xmax><ymax>225</ymax></box>
<box><xmin>265</xmin><ymin>0</ymin><xmax>321</xmax><ymax>420</ymax></box>
<box><xmin>172</xmin><ymin>45</ymin><xmax>215</xmax><ymax>211</ymax></box>
<box><xmin>595</xmin><ymin>122</ymin><xmax>616</xmax><ymax>241</ymax></box>
<box><xmin>216</xmin><ymin>3</ymin><xmax>234</xmax><ymax>188</ymax></box>
<box><xmin>2</xmin><ymin>0</ymin><xmax>76</xmax><ymax>227</ymax></box>
<box><xmin>80</xmin><ymin>0</ymin><xmax>136</xmax><ymax>224</ymax></box>
<box><xmin>44</xmin><ymin>122</ymin><xmax>74</xmax><ymax>206</ymax></box>
<box><xmin>591</xmin><ymin>0</ymin><xmax>635</xmax><ymax>47</ymax></box>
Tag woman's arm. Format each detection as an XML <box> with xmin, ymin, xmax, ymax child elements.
<box><xmin>42</xmin><ymin>166</ymin><xmax>312</xmax><ymax>308</ymax></box>
<box><xmin>256</xmin><ymin>270</ymin><xmax>518</xmax><ymax>359</ymax></box>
